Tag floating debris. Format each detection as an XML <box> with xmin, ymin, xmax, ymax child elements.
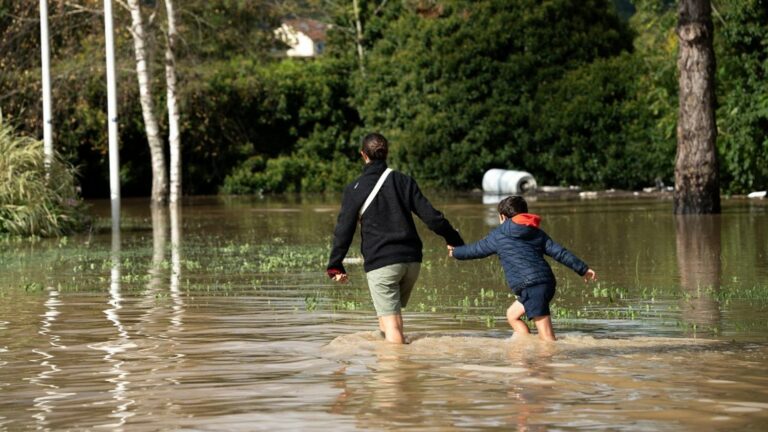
<box><xmin>482</xmin><ymin>169</ymin><xmax>537</xmax><ymax>194</ymax></box>
<box><xmin>579</xmin><ymin>191</ymin><xmax>598</xmax><ymax>199</ymax></box>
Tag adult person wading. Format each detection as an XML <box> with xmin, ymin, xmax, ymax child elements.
<box><xmin>327</xmin><ymin>133</ymin><xmax>464</xmax><ymax>344</ymax></box>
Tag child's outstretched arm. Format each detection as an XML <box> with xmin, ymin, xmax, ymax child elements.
<box><xmin>450</xmin><ymin>232</ymin><xmax>497</xmax><ymax>261</ymax></box>
<box><xmin>543</xmin><ymin>235</ymin><xmax>591</xmax><ymax>277</ymax></box>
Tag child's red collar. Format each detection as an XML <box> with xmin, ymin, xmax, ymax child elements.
<box><xmin>511</xmin><ymin>213</ymin><xmax>541</xmax><ymax>228</ymax></box>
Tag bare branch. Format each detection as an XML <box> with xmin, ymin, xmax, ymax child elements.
<box><xmin>179</xmin><ymin>9</ymin><xmax>214</xmax><ymax>29</ymax></box>
<box><xmin>62</xmin><ymin>1</ymin><xmax>100</xmax><ymax>14</ymax></box>
<box><xmin>373</xmin><ymin>0</ymin><xmax>389</xmax><ymax>16</ymax></box>
<box><xmin>334</xmin><ymin>25</ymin><xmax>356</xmax><ymax>35</ymax></box>
<box><xmin>710</xmin><ymin>3</ymin><xmax>727</xmax><ymax>28</ymax></box>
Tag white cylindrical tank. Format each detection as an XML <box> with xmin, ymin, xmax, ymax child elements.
<box><xmin>482</xmin><ymin>169</ymin><xmax>537</xmax><ymax>195</ymax></box>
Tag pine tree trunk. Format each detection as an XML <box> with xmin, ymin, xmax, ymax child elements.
<box><xmin>128</xmin><ymin>0</ymin><xmax>168</xmax><ymax>204</ymax></box>
<box><xmin>674</xmin><ymin>0</ymin><xmax>720</xmax><ymax>214</ymax></box>
<box><xmin>164</xmin><ymin>0</ymin><xmax>181</xmax><ymax>204</ymax></box>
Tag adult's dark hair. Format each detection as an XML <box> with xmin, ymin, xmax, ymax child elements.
<box><xmin>498</xmin><ymin>195</ymin><xmax>528</xmax><ymax>218</ymax></box>
<box><xmin>361</xmin><ymin>133</ymin><xmax>389</xmax><ymax>161</ymax></box>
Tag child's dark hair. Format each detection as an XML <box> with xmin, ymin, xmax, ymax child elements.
<box><xmin>498</xmin><ymin>195</ymin><xmax>528</xmax><ymax>218</ymax></box>
<box><xmin>361</xmin><ymin>133</ymin><xmax>389</xmax><ymax>161</ymax></box>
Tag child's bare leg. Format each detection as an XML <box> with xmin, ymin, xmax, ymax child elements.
<box><xmin>506</xmin><ymin>301</ymin><xmax>530</xmax><ymax>336</ymax></box>
<box><xmin>532</xmin><ymin>315</ymin><xmax>556</xmax><ymax>341</ymax></box>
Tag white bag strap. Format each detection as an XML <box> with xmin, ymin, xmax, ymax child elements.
<box><xmin>359</xmin><ymin>168</ymin><xmax>392</xmax><ymax>217</ymax></box>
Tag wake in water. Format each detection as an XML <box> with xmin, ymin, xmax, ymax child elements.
<box><xmin>324</xmin><ymin>330</ymin><xmax>720</xmax><ymax>359</ymax></box>
<box><xmin>322</xmin><ymin>330</ymin><xmax>747</xmax><ymax>390</ymax></box>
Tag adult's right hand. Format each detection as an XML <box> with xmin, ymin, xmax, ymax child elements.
<box><xmin>333</xmin><ymin>273</ymin><xmax>349</xmax><ymax>284</ymax></box>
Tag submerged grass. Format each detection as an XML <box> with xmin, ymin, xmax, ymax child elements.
<box><xmin>4</xmin><ymin>229</ymin><xmax>768</xmax><ymax>338</ymax></box>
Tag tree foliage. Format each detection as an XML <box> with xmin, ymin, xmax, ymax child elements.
<box><xmin>356</xmin><ymin>0</ymin><xmax>634</xmax><ymax>188</ymax></box>
<box><xmin>715</xmin><ymin>0</ymin><xmax>768</xmax><ymax>194</ymax></box>
<box><xmin>2</xmin><ymin>0</ymin><xmax>767</xmax><ymax>196</ymax></box>
<box><xmin>531</xmin><ymin>53</ymin><xmax>674</xmax><ymax>189</ymax></box>
<box><xmin>193</xmin><ymin>56</ymin><xmax>361</xmax><ymax>194</ymax></box>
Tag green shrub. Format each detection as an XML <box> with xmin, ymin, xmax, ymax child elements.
<box><xmin>357</xmin><ymin>0</ymin><xmax>635</xmax><ymax>189</ymax></box>
<box><xmin>221</xmin><ymin>154</ymin><xmax>359</xmax><ymax>194</ymax></box>
<box><xmin>530</xmin><ymin>53</ymin><xmax>675</xmax><ymax>189</ymax></box>
<box><xmin>0</xmin><ymin>120</ymin><xmax>88</xmax><ymax>236</ymax></box>
<box><xmin>715</xmin><ymin>0</ymin><xmax>768</xmax><ymax>193</ymax></box>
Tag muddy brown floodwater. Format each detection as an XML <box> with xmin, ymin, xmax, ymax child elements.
<box><xmin>1</xmin><ymin>195</ymin><xmax>767</xmax><ymax>430</ymax></box>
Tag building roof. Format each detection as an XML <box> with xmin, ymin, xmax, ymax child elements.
<box><xmin>282</xmin><ymin>18</ymin><xmax>328</xmax><ymax>42</ymax></box>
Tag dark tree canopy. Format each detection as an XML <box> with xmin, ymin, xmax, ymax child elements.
<box><xmin>1</xmin><ymin>0</ymin><xmax>766</xmax><ymax>196</ymax></box>
<box><xmin>357</xmin><ymin>0</ymin><xmax>635</xmax><ymax>188</ymax></box>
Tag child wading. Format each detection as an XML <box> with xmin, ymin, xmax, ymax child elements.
<box><xmin>448</xmin><ymin>196</ymin><xmax>597</xmax><ymax>341</ymax></box>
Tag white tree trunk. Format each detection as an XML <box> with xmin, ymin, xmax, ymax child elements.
<box><xmin>164</xmin><ymin>0</ymin><xmax>181</xmax><ymax>204</ymax></box>
<box><xmin>128</xmin><ymin>0</ymin><xmax>168</xmax><ymax>204</ymax></box>
<box><xmin>352</xmin><ymin>0</ymin><xmax>365</xmax><ymax>73</ymax></box>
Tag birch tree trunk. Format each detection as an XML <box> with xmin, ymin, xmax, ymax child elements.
<box><xmin>128</xmin><ymin>0</ymin><xmax>168</xmax><ymax>204</ymax></box>
<box><xmin>674</xmin><ymin>0</ymin><xmax>720</xmax><ymax>214</ymax></box>
<box><xmin>352</xmin><ymin>0</ymin><xmax>365</xmax><ymax>73</ymax></box>
<box><xmin>164</xmin><ymin>0</ymin><xmax>181</xmax><ymax>204</ymax></box>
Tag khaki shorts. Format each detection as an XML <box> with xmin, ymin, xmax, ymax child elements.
<box><xmin>365</xmin><ymin>262</ymin><xmax>421</xmax><ymax>316</ymax></box>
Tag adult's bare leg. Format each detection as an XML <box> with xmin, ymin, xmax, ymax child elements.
<box><xmin>379</xmin><ymin>313</ymin><xmax>405</xmax><ymax>344</ymax></box>
<box><xmin>532</xmin><ymin>315</ymin><xmax>556</xmax><ymax>341</ymax></box>
<box><xmin>506</xmin><ymin>301</ymin><xmax>530</xmax><ymax>336</ymax></box>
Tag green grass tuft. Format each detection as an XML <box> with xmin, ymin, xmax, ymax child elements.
<box><xmin>0</xmin><ymin>119</ymin><xmax>88</xmax><ymax>237</ymax></box>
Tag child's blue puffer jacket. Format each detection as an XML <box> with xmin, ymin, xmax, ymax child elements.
<box><xmin>452</xmin><ymin>214</ymin><xmax>588</xmax><ymax>293</ymax></box>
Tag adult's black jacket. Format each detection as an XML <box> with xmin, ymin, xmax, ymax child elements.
<box><xmin>327</xmin><ymin>160</ymin><xmax>464</xmax><ymax>275</ymax></box>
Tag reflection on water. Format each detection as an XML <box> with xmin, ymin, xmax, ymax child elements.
<box><xmin>169</xmin><ymin>204</ymin><xmax>184</xmax><ymax>332</ymax></box>
<box><xmin>676</xmin><ymin>215</ymin><xmax>722</xmax><ymax>334</ymax></box>
<box><xmin>1</xmin><ymin>197</ymin><xmax>767</xmax><ymax>430</ymax></box>
<box><xmin>136</xmin><ymin>205</ymin><xmax>167</xmax><ymax>323</ymax></box>
<box><xmin>27</xmin><ymin>286</ymin><xmax>70</xmax><ymax>430</ymax></box>
<box><xmin>91</xmin><ymin>209</ymin><xmax>135</xmax><ymax>429</ymax></box>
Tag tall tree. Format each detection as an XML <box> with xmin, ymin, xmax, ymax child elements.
<box><xmin>164</xmin><ymin>0</ymin><xmax>181</xmax><ymax>204</ymax></box>
<box><xmin>128</xmin><ymin>0</ymin><xmax>168</xmax><ymax>204</ymax></box>
<box><xmin>674</xmin><ymin>0</ymin><xmax>720</xmax><ymax>214</ymax></box>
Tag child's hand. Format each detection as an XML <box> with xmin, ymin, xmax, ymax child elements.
<box><xmin>583</xmin><ymin>269</ymin><xmax>597</xmax><ymax>283</ymax></box>
<box><xmin>447</xmin><ymin>245</ymin><xmax>455</xmax><ymax>257</ymax></box>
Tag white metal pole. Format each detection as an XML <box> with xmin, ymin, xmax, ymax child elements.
<box><xmin>39</xmin><ymin>0</ymin><xmax>53</xmax><ymax>169</ymax></box>
<box><xmin>104</xmin><ymin>0</ymin><xmax>120</xmax><ymax>223</ymax></box>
